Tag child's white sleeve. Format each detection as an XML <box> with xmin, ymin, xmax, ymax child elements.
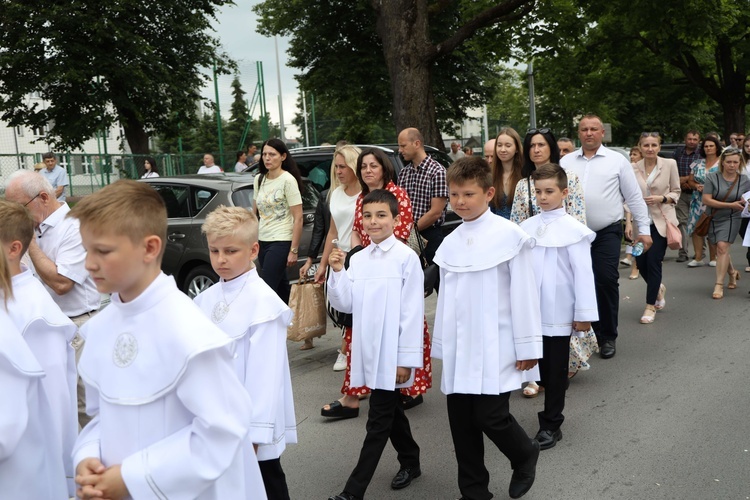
<box><xmin>71</xmin><ymin>382</ymin><xmax>102</xmax><ymax>468</ymax></box>
<box><xmin>508</xmin><ymin>244</ymin><xmax>544</xmax><ymax>361</ymax></box>
<box><xmin>120</xmin><ymin>348</ymin><xmax>252</xmax><ymax>498</ymax></box>
<box><xmin>0</xmin><ymin>369</ymin><xmax>31</xmax><ymax>460</ymax></box>
<box><xmin>568</xmin><ymin>239</ymin><xmax>599</xmax><ymax>322</ymax></box>
<box><xmin>326</xmin><ymin>269</ymin><xmax>353</xmax><ymax>314</ymax></box>
<box><xmin>397</xmin><ymin>254</ymin><xmax>424</xmax><ymax>369</ymax></box>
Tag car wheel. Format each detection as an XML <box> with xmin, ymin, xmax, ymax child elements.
<box><xmin>183</xmin><ymin>265</ymin><xmax>219</xmax><ymax>299</ymax></box>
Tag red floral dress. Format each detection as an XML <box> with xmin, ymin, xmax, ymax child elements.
<box><xmin>341</xmin><ymin>181</ymin><xmax>432</xmax><ymax>397</ymax></box>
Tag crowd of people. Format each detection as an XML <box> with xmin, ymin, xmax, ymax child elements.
<box><xmin>1</xmin><ymin>117</ymin><xmax>749</xmax><ymax>500</ymax></box>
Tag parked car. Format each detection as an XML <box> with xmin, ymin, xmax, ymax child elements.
<box><xmin>139</xmin><ymin>173</ymin><xmax>320</xmax><ymax>298</ymax></box>
<box><xmin>288</xmin><ymin>144</ymin><xmax>461</xmax><ymax>235</ymax></box>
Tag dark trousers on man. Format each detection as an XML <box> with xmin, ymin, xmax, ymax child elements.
<box><xmin>591</xmin><ymin>222</ymin><xmax>622</xmax><ymax>341</ymax></box>
<box><xmin>344</xmin><ymin>389</ymin><xmax>420</xmax><ymax>498</ymax></box>
<box><xmin>259</xmin><ymin>458</ymin><xmax>290</xmax><ymax>500</ymax></box>
<box><xmin>447</xmin><ymin>393</ymin><xmax>536</xmax><ymax>500</ymax></box>
<box><xmin>537</xmin><ymin>336</ymin><xmax>571</xmax><ymax>432</ymax></box>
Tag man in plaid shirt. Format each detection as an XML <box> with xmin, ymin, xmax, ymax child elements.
<box><xmin>397</xmin><ymin>128</ymin><xmax>449</xmax><ymax>264</ymax></box>
<box><xmin>672</xmin><ymin>130</ymin><xmax>701</xmax><ymax>262</ymax></box>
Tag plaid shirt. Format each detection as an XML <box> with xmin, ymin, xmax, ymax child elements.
<box><xmin>674</xmin><ymin>146</ymin><xmax>700</xmax><ymax>178</ymax></box>
<box><xmin>398</xmin><ymin>155</ymin><xmax>449</xmax><ymax>227</ymax></box>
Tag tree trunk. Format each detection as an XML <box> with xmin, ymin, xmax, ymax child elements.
<box><xmin>373</xmin><ymin>0</ymin><xmax>443</xmax><ymax>148</ymax></box>
<box><xmin>119</xmin><ymin>107</ymin><xmax>151</xmax><ymax>155</ymax></box>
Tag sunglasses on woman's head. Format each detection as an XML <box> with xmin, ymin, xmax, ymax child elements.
<box><xmin>527</xmin><ymin>128</ymin><xmax>550</xmax><ymax>136</ymax></box>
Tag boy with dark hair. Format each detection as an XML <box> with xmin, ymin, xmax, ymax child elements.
<box><xmin>327</xmin><ymin>188</ymin><xmax>424</xmax><ymax>500</ymax></box>
<box><xmin>195</xmin><ymin>205</ymin><xmax>295</xmax><ymax>499</ymax></box>
<box><xmin>435</xmin><ymin>156</ymin><xmax>543</xmax><ymax>499</ymax></box>
<box><xmin>521</xmin><ymin>163</ymin><xmax>598</xmax><ymax>450</ymax></box>
<box><xmin>69</xmin><ymin>180</ymin><xmax>264</xmax><ymax>499</ymax></box>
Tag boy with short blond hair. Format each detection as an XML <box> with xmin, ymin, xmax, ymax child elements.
<box><xmin>194</xmin><ymin>205</ymin><xmax>297</xmax><ymax>499</ymax></box>
<box><xmin>326</xmin><ymin>189</ymin><xmax>424</xmax><ymax>500</ymax></box>
<box><xmin>0</xmin><ymin>200</ymin><xmax>77</xmax><ymax>495</ymax></box>
<box><xmin>69</xmin><ymin>180</ymin><xmax>265</xmax><ymax>499</ymax></box>
<box><xmin>434</xmin><ymin>156</ymin><xmax>543</xmax><ymax>499</ymax></box>
<box><xmin>520</xmin><ymin>163</ymin><xmax>597</xmax><ymax>450</ymax></box>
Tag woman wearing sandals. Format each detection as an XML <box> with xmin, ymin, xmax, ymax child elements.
<box><xmin>629</xmin><ymin>132</ymin><xmax>680</xmax><ymax>323</ymax></box>
<box><xmin>686</xmin><ymin>136</ymin><xmax>722</xmax><ymax>267</ymax></box>
<box><xmin>702</xmin><ymin>147</ymin><xmax>750</xmax><ymax>299</ymax></box>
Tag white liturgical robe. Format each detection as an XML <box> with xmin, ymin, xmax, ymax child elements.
<box><xmin>433</xmin><ymin>208</ymin><xmax>543</xmax><ymax>395</ymax></box>
<box><xmin>327</xmin><ymin>234</ymin><xmax>424</xmax><ymax>391</ymax></box>
<box><xmin>194</xmin><ymin>267</ymin><xmax>297</xmax><ymax>462</ymax></box>
<box><xmin>0</xmin><ymin>309</ymin><xmax>68</xmax><ymax>499</ymax></box>
<box><xmin>8</xmin><ymin>266</ymin><xmax>77</xmax><ymax>494</ymax></box>
<box><xmin>73</xmin><ymin>273</ymin><xmax>266</xmax><ymax>499</ymax></box>
<box><xmin>520</xmin><ymin>207</ymin><xmax>599</xmax><ymax>336</ymax></box>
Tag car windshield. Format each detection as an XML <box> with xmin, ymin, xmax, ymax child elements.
<box><xmin>232</xmin><ymin>187</ymin><xmax>254</xmax><ymax>208</ymax></box>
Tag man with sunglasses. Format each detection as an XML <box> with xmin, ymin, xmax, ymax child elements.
<box><xmin>4</xmin><ymin>169</ymin><xmax>100</xmax><ymax>427</ymax></box>
<box><xmin>560</xmin><ymin>115</ymin><xmax>652</xmax><ymax>359</ymax></box>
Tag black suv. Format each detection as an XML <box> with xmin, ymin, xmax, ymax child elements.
<box><xmin>290</xmin><ymin>144</ymin><xmax>460</xmax><ymax>234</ymax></box>
<box><xmin>140</xmin><ymin>173</ymin><xmax>320</xmax><ymax>298</ymax></box>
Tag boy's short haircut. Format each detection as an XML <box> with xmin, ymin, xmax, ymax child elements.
<box><xmin>362</xmin><ymin>189</ymin><xmax>398</xmax><ymax>217</ymax></box>
<box><xmin>446</xmin><ymin>156</ymin><xmax>493</xmax><ymax>191</ymax></box>
<box><xmin>201</xmin><ymin>205</ymin><xmax>259</xmax><ymax>245</ymax></box>
<box><xmin>531</xmin><ymin>163</ymin><xmax>568</xmax><ymax>190</ymax></box>
<box><xmin>0</xmin><ymin>201</ymin><xmax>35</xmax><ymax>254</ymax></box>
<box><xmin>68</xmin><ymin>180</ymin><xmax>167</xmax><ymax>259</ymax></box>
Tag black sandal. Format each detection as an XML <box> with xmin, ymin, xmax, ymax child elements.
<box><xmin>321</xmin><ymin>400</ymin><xmax>359</xmax><ymax>419</ymax></box>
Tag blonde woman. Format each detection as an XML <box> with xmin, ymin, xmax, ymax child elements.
<box><xmin>629</xmin><ymin>133</ymin><xmax>680</xmax><ymax>323</ymax></box>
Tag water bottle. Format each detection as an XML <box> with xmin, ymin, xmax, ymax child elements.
<box><xmin>631</xmin><ymin>242</ymin><xmax>644</xmax><ymax>257</ymax></box>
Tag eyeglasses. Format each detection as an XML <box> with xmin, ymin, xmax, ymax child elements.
<box><xmin>24</xmin><ymin>193</ymin><xmax>41</xmax><ymax>207</ymax></box>
<box><xmin>527</xmin><ymin>128</ymin><xmax>550</xmax><ymax>136</ymax></box>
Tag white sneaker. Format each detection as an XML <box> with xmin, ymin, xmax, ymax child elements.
<box><xmin>333</xmin><ymin>350</ymin><xmax>347</xmax><ymax>371</ymax></box>
<box><xmin>620</xmin><ymin>258</ymin><xmax>632</xmax><ymax>266</ymax></box>
<box><xmin>687</xmin><ymin>259</ymin><xmax>704</xmax><ymax>267</ymax></box>
<box><xmin>709</xmin><ymin>260</ymin><xmax>717</xmax><ymax>267</ymax></box>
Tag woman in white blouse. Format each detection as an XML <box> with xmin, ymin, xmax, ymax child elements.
<box><xmin>141</xmin><ymin>157</ymin><xmax>160</xmax><ymax>178</ymax></box>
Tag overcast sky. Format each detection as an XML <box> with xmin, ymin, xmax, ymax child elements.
<box><xmin>200</xmin><ymin>0</ymin><xmax>301</xmax><ymax>138</ymax></box>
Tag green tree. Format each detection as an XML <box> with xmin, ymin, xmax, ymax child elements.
<box><xmin>255</xmin><ymin>0</ymin><xmax>536</xmax><ymax>149</ymax></box>
<box><xmin>0</xmin><ymin>0</ymin><xmax>234</xmax><ymax>154</ymax></box>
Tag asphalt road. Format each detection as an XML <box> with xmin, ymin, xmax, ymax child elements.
<box><xmin>283</xmin><ymin>245</ymin><xmax>750</xmax><ymax>500</ymax></box>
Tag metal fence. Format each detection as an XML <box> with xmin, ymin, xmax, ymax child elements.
<box><xmin>0</xmin><ymin>152</ymin><xmax>245</xmax><ymax>197</ymax></box>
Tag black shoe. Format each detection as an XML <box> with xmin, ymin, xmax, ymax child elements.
<box><xmin>534</xmin><ymin>428</ymin><xmax>563</xmax><ymax>450</ymax></box>
<box><xmin>328</xmin><ymin>492</ymin><xmax>359</xmax><ymax>500</ymax></box>
<box><xmin>402</xmin><ymin>394</ymin><xmax>424</xmax><ymax>410</ymax></box>
<box><xmin>600</xmin><ymin>339</ymin><xmax>616</xmax><ymax>359</ymax></box>
<box><xmin>509</xmin><ymin>440</ymin><xmax>540</xmax><ymax>499</ymax></box>
<box><xmin>391</xmin><ymin>466</ymin><xmax>421</xmax><ymax>489</ymax></box>
<box><xmin>321</xmin><ymin>401</ymin><xmax>359</xmax><ymax>419</ymax></box>
<box><xmin>675</xmin><ymin>255</ymin><xmax>688</xmax><ymax>263</ymax></box>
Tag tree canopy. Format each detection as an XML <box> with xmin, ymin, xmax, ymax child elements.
<box><xmin>0</xmin><ymin>0</ymin><xmax>233</xmax><ymax>154</ymax></box>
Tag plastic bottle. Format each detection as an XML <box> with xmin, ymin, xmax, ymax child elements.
<box><xmin>631</xmin><ymin>242</ymin><xmax>644</xmax><ymax>257</ymax></box>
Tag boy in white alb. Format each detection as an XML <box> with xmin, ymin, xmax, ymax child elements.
<box><xmin>70</xmin><ymin>180</ymin><xmax>265</xmax><ymax>500</ymax></box>
<box><xmin>433</xmin><ymin>157</ymin><xmax>543</xmax><ymax>500</ymax></box>
<box><xmin>326</xmin><ymin>189</ymin><xmax>424</xmax><ymax>500</ymax></box>
<box><xmin>519</xmin><ymin>164</ymin><xmax>598</xmax><ymax>451</ymax></box>
<box><xmin>0</xmin><ymin>200</ymin><xmax>77</xmax><ymax>495</ymax></box>
<box><xmin>194</xmin><ymin>206</ymin><xmax>296</xmax><ymax>500</ymax></box>
<box><xmin>0</xmin><ymin>252</ymin><xmax>68</xmax><ymax>499</ymax></box>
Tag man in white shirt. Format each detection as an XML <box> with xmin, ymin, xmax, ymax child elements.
<box><xmin>198</xmin><ymin>153</ymin><xmax>223</xmax><ymax>174</ymax></box>
<box><xmin>560</xmin><ymin>115</ymin><xmax>652</xmax><ymax>359</ymax></box>
<box><xmin>4</xmin><ymin>170</ymin><xmax>101</xmax><ymax>425</ymax></box>
<box><xmin>447</xmin><ymin>141</ymin><xmax>465</xmax><ymax>162</ymax></box>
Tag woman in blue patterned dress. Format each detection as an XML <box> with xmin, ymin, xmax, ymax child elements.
<box><xmin>686</xmin><ymin>136</ymin><xmax>721</xmax><ymax>267</ymax></box>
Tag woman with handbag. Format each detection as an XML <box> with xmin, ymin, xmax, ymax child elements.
<box><xmin>701</xmin><ymin>147</ymin><xmax>750</xmax><ymax>299</ymax></box>
<box><xmin>686</xmin><ymin>136</ymin><xmax>722</xmax><ymax>267</ymax></box>
<box><xmin>629</xmin><ymin>132</ymin><xmax>680</xmax><ymax>323</ymax></box>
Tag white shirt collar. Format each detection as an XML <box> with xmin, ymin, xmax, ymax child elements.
<box><xmin>368</xmin><ymin>234</ymin><xmax>398</xmax><ymax>254</ymax></box>
<box><xmin>38</xmin><ymin>202</ymin><xmax>69</xmax><ymax>236</ymax></box>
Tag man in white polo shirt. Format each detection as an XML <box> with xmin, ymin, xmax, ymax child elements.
<box><xmin>5</xmin><ymin>169</ymin><xmax>101</xmax><ymax>426</ymax></box>
<box><xmin>560</xmin><ymin>115</ymin><xmax>652</xmax><ymax>359</ymax></box>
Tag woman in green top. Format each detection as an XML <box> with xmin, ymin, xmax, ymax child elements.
<box><xmin>253</xmin><ymin>138</ymin><xmax>305</xmax><ymax>304</ymax></box>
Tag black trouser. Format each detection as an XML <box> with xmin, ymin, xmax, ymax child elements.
<box><xmin>635</xmin><ymin>224</ymin><xmax>668</xmax><ymax>305</ymax></box>
<box><xmin>259</xmin><ymin>458</ymin><xmax>290</xmax><ymax>500</ymax></box>
<box><xmin>591</xmin><ymin>222</ymin><xmax>623</xmax><ymax>341</ymax></box>
<box><xmin>420</xmin><ymin>225</ymin><xmax>444</xmax><ymax>293</ymax></box>
<box><xmin>344</xmin><ymin>389</ymin><xmax>420</xmax><ymax>498</ymax></box>
<box><xmin>538</xmin><ymin>336</ymin><xmax>571</xmax><ymax>432</ymax></box>
<box><xmin>259</xmin><ymin>240</ymin><xmax>292</xmax><ymax>304</ymax></box>
<box><xmin>447</xmin><ymin>393</ymin><xmax>535</xmax><ymax>500</ymax></box>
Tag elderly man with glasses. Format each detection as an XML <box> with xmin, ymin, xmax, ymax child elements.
<box><xmin>4</xmin><ymin>169</ymin><xmax>100</xmax><ymax>427</ymax></box>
